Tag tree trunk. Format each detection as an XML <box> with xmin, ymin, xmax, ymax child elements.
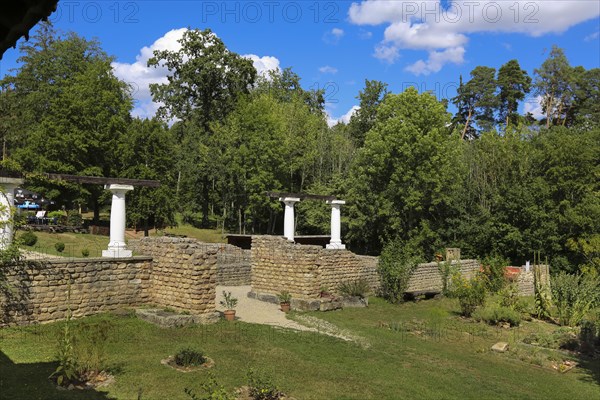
<box><xmin>461</xmin><ymin>108</ymin><xmax>473</xmax><ymax>140</ymax></box>
<box><xmin>201</xmin><ymin>176</ymin><xmax>210</xmax><ymax>228</ymax></box>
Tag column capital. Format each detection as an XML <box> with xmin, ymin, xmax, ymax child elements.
<box><xmin>279</xmin><ymin>197</ymin><xmax>301</xmax><ymax>203</ymax></box>
<box><xmin>327</xmin><ymin>199</ymin><xmax>345</xmax><ymax>206</ymax></box>
<box><xmin>105</xmin><ymin>184</ymin><xmax>134</xmax><ymax>192</ymax></box>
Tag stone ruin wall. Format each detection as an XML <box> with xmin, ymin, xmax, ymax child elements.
<box><xmin>215</xmin><ymin>245</ymin><xmax>251</xmax><ymax>286</ymax></box>
<box><xmin>406</xmin><ymin>260</ymin><xmax>480</xmax><ymax>293</ymax></box>
<box><xmin>0</xmin><ymin>257</ymin><xmax>152</xmax><ymax>326</ymax></box>
<box><xmin>129</xmin><ymin>237</ymin><xmax>218</xmax><ymax>315</ymax></box>
<box><xmin>516</xmin><ymin>264</ymin><xmax>550</xmax><ymax>296</ymax></box>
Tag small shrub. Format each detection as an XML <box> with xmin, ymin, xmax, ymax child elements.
<box><xmin>174</xmin><ymin>348</ymin><xmax>206</xmax><ymax>367</ymax></box>
<box><xmin>55</xmin><ymin>242</ymin><xmax>65</xmax><ymax>253</ymax></box>
<box><xmin>378</xmin><ymin>238</ymin><xmax>424</xmax><ymax>303</ymax></box>
<box><xmin>473</xmin><ymin>305</ymin><xmax>521</xmax><ymax>327</ymax></box>
<box><xmin>20</xmin><ymin>230</ymin><xmax>38</xmax><ymax>246</ymax></box>
<box><xmin>66</xmin><ymin>210</ymin><xmax>83</xmax><ymax>227</ymax></box>
<box><xmin>338</xmin><ymin>279</ymin><xmax>370</xmax><ymax>299</ymax></box>
<box><xmin>81</xmin><ymin>248</ymin><xmax>90</xmax><ymax>257</ymax></box>
<box><xmin>219</xmin><ymin>291</ymin><xmax>238</xmax><ymax>310</ymax></box>
<box><xmin>451</xmin><ymin>273</ymin><xmax>487</xmax><ymax>317</ymax></box>
<box><xmin>247</xmin><ymin>369</ymin><xmax>284</xmax><ymax>400</ymax></box>
<box><xmin>498</xmin><ymin>283</ymin><xmax>526</xmax><ymax>312</ymax></box>
<box><xmin>551</xmin><ymin>272</ymin><xmax>600</xmax><ymax>326</ymax></box>
<box><xmin>481</xmin><ymin>255</ymin><xmax>509</xmax><ymax>293</ymax></box>
<box><xmin>184</xmin><ymin>372</ymin><xmax>234</xmax><ymax>400</ymax></box>
<box><xmin>276</xmin><ymin>291</ymin><xmax>292</xmax><ymax>303</ymax></box>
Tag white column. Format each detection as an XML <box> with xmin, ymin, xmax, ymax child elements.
<box><xmin>102</xmin><ymin>184</ymin><xmax>134</xmax><ymax>258</ymax></box>
<box><xmin>0</xmin><ymin>178</ymin><xmax>22</xmax><ymax>250</ymax></box>
<box><xmin>326</xmin><ymin>200</ymin><xmax>346</xmax><ymax>250</ymax></box>
<box><xmin>279</xmin><ymin>197</ymin><xmax>300</xmax><ymax>241</ymax></box>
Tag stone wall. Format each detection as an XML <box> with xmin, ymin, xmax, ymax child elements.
<box><xmin>516</xmin><ymin>264</ymin><xmax>550</xmax><ymax>296</ymax></box>
<box><xmin>130</xmin><ymin>237</ymin><xmax>218</xmax><ymax>314</ymax></box>
<box><xmin>0</xmin><ymin>257</ymin><xmax>152</xmax><ymax>326</ymax></box>
<box><xmin>406</xmin><ymin>260</ymin><xmax>480</xmax><ymax>293</ymax></box>
<box><xmin>215</xmin><ymin>245</ymin><xmax>251</xmax><ymax>286</ymax></box>
<box><xmin>250</xmin><ymin>236</ymin><xmax>379</xmax><ymax>299</ymax></box>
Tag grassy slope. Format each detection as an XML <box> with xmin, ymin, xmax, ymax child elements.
<box><xmin>0</xmin><ymin>298</ymin><xmax>598</xmax><ymax>400</ymax></box>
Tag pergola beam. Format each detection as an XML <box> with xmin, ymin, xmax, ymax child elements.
<box><xmin>44</xmin><ymin>174</ymin><xmax>160</xmax><ymax>187</ymax></box>
<box><xmin>266</xmin><ymin>191</ymin><xmax>337</xmax><ymax>201</ymax></box>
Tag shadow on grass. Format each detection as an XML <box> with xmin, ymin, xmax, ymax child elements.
<box><xmin>0</xmin><ymin>351</ymin><xmax>116</xmax><ymax>400</ymax></box>
<box><xmin>576</xmin><ymin>356</ymin><xmax>600</xmax><ymax>387</ymax></box>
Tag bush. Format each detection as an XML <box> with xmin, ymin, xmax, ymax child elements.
<box><xmin>185</xmin><ymin>372</ymin><xmax>234</xmax><ymax>400</ymax></box>
<box><xmin>55</xmin><ymin>242</ymin><xmax>65</xmax><ymax>253</ymax></box>
<box><xmin>451</xmin><ymin>273</ymin><xmax>487</xmax><ymax>317</ymax></box>
<box><xmin>498</xmin><ymin>283</ymin><xmax>526</xmax><ymax>312</ymax></box>
<box><xmin>378</xmin><ymin>239</ymin><xmax>424</xmax><ymax>303</ymax></box>
<box><xmin>174</xmin><ymin>348</ymin><xmax>206</xmax><ymax>367</ymax></box>
<box><xmin>551</xmin><ymin>272</ymin><xmax>600</xmax><ymax>326</ymax></box>
<box><xmin>247</xmin><ymin>369</ymin><xmax>284</xmax><ymax>400</ymax></box>
<box><xmin>81</xmin><ymin>248</ymin><xmax>90</xmax><ymax>257</ymax></box>
<box><xmin>481</xmin><ymin>255</ymin><xmax>509</xmax><ymax>293</ymax></box>
<box><xmin>66</xmin><ymin>210</ymin><xmax>83</xmax><ymax>227</ymax></box>
<box><xmin>338</xmin><ymin>279</ymin><xmax>370</xmax><ymax>299</ymax></box>
<box><xmin>20</xmin><ymin>230</ymin><xmax>38</xmax><ymax>246</ymax></box>
<box><xmin>473</xmin><ymin>305</ymin><xmax>521</xmax><ymax>327</ymax></box>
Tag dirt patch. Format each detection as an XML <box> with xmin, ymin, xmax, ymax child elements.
<box><xmin>161</xmin><ymin>356</ymin><xmax>215</xmax><ymax>372</ymax></box>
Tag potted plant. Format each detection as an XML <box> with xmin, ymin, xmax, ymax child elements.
<box><xmin>277</xmin><ymin>291</ymin><xmax>292</xmax><ymax>313</ymax></box>
<box><xmin>219</xmin><ymin>291</ymin><xmax>238</xmax><ymax>321</ymax></box>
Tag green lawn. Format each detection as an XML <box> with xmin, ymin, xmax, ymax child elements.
<box><xmin>0</xmin><ymin>298</ymin><xmax>598</xmax><ymax>400</ymax></box>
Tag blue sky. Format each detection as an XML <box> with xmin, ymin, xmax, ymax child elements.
<box><xmin>2</xmin><ymin>1</ymin><xmax>599</xmax><ymax>124</ymax></box>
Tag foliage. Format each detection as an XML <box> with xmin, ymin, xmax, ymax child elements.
<box><xmin>19</xmin><ymin>230</ymin><xmax>38</xmax><ymax>246</ymax></box>
<box><xmin>498</xmin><ymin>283</ymin><xmax>526</xmax><ymax>312</ymax></box>
<box><xmin>184</xmin><ymin>372</ymin><xmax>235</xmax><ymax>400</ymax></box>
<box><xmin>377</xmin><ymin>238</ymin><xmax>424</xmax><ymax>303</ymax></box>
<box><xmin>81</xmin><ymin>248</ymin><xmax>90</xmax><ymax>257</ymax></box>
<box><xmin>551</xmin><ymin>272</ymin><xmax>600</xmax><ymax>326</ymax></box>
<box><xmin>219</xmin><ymin>291</ymin><xmax>238</xmax><ymax>310</ymax></box>
<box><xmin>337</xmin><ymin>279</ymin><xmax>370</xmax><ymax>299</ymax></box>
<box><xmin>522</xmin><ymin>327</ymin><xmax>580</xmax><ymax>351</ymax></box>
<box><xmin>174</xmin><ymin>348</ymin><xmax>206</xmax><ymax>367</ymax></box>
<box><xmin>276</xmin><ymin>291</ymin><xmax>292</xmax><ymax>304</ymax></box>
<box><xmin>247</xmin><ymin>369</ymin><xmax>285</xmax><ymax>400</ymax></box>
<box><xmin>451</xmin><ymin>274</ymin><xmax>487</xmax><ymax>317</ymax></box>
<box><xmin>473</xmin><ymin>304</ymin><xmax>521</xmax><ymax>327</ymax></box>
<box><xmin>534</xmin><ymin>264</ymin><xmax>553</xmax><ymax>320</ymax></box>
<box><xmin>54</xmin><ymin>242</ymin><xmax>65</xmax><ymax>253</ymax></box>
<box><xmin>49</xmin><ymin>308</ymin><xmax>77</xmax><ymax>386</ymax></box>
<box><xmin>480</xmin><ymin>255</ymin><xmax>509</xmax><ymax>293</ymax></box>
<box><xmin>452</xmin><ymin>66</ymin><xmax>498</xmax><ymax>137</ymax></box>
<box><xmin>437</xmin><ymin>261</ymin><xmax>458</xmax><ymax>296</ymax></box>
<box><xmin>66</xmin><ymin>210</ymin><xmax>83</xmax><ymax>227</ymax></box>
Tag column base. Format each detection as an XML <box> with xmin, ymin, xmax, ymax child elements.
<box><xmin>326</xmin><ymin>242</ymin><xmax>346</xmax><ymax>250</ymax></box>
<box><xmin>102</xmin><ymin>246</ymin><xmax>132</xmax><ymax>258</ymax></box>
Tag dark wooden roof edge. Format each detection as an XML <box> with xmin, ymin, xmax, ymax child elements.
<box><xmin>44</xmin><ymin>174</ymin><xmax>160</xmax><ymax>187</ymax></box>
<box><xmin>266</xmin><ymin>191</ymin><xmax>337</xmax><ymax>201</ymax></box>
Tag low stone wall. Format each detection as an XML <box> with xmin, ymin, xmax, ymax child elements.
<box><xmin>250</xmin><ymin>236</ymin><xmax>379</xmax><ymax>299</ymax></box>
<box><xmin>130</xmin><ymin>237</ymin><xmax>218</xmax><ymax>315</ymax></box>
<box><xmin>0</xmin><ymin>257</ymin><xmax>152</xmax><ymax>326</ymax></box>
<box><xmin>216</xmin><ymin>245</ymin><xmax>251</xmax><ymax>286</ymax></box>
<box><xmin>406</xmin><ymin>260</ymin><xmax>480</xmax><ymax>293</ymax></box>
<box><xmin>515</xmin><ymin>264</ymin><xmax>550</xmax><ymax>296</ymax></box>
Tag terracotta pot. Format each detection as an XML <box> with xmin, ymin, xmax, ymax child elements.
<box><xmin>223</xmin><ymin>310</ymin><xmax>236</xmax><ymax>321</ymax></box>
<box><xmin>280</xmin><ymin>302</ymin><xmax>291</xmax><ymax>313</ymax></box>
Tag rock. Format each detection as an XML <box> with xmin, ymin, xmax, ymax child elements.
<box><xmin>491</xmin><ymin>342</ymin><xmax>509</xmax><ymax>352</ymax></box>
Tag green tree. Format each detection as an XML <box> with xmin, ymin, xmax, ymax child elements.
<box><xmin>347</xmin><ymin>79</ymin><xmax>389</xmax><ymax>147</ymax></box>
<box><xmin>346</xmin><ymin>87</ymin><xmax>464</xmax><ymax>255</ymax></box>
<box><xmin>497</xmin><ymin>59</ymin><xmax>531</xmax><ymax>129</ymax></box>
<box><xmin>118</xmin><ymin>118</ymin><xmax>177</xmax><ymax>235</ymax></box>
<box><xmin>452</xmin><ymin>67</ymin><xmax>498</xmax><ymax>138</ymax></box>
<box><xmin>148</xmin><ymin>28</ymin><xmax>257</xmax><ymax>227</ymax></box>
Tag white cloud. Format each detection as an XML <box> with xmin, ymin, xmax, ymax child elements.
<box><xmin>584</xmin><ymin>31</ymin><xmax>599</xmax><ymax>41</ymax></box>
<box><xmin>524</xmin><ymin>95</ymin><xmax>544</xmax><ymax>120</ymax></box>
<box><xmin>323</xmin><ymin>28</ymin><xmax>345</xmax><ymax>44</ymax></box>
<box><xmin>359</xmin><ymin>29</ymin><xmax>373</xmax><ymax>39</ymax></box>
<box><xmin>243</xmin><ymin>54</ymin><xmax>281</xmax><ymax>76</ymax></box>
<box><xmin>349</xmin><ymin>1</ymin><xmax>600</xmax><ymax>71</ymax></box>
<box><xmin>319</xmin><ymin>65</ymin><xmax>338</xmax><ymax>74</ymax></box>
<box><xmin>112</xmin><ymin>28</ymin><xmax>280</xmax><ymax>119</ymax></box>
<box><xmin>405</xmin><ymin>46</ymin><xmax>465</xmax><ymax>76</ymax></box>
<box><xmin>373</xmin><ymin>43</ymin><xmax>400</xmax><ymax>64</ymax></box>
<box><xmin>112</xmin><ymin>28</ymin><xmax>188</xmax><ymax>119</ymax></box>
<box><xmin>326</xmin><ymin>105</ymin><xmax>360</xmax><ymax>127</ymax></box>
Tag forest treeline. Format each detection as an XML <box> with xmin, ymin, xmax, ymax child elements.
<box><xmin>0</xmin><ymin>23</ymin><xmax>598</xmax><ymax>272</ymax></box>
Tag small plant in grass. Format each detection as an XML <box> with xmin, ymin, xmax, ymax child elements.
<box><xmin>20</xmin><ymin>230</ymin><xmax>38</xmax><ymax>246</ymax></box>
<box><xmin>481</xmin><ymin>255</ymin><xmax>509</xmax><ymax>293</ymax></box>
<box><xmin>247</xmin><ymin>369</ymin><xmax>284</xmax><ymax>400</ymax></box>
<box><xmin>451</xmin><ymin>273</ymin><xmax>487</xmax><ymax>317</ymax></box>
<box><xmin>185</xmin><ymin>372</ymin><xmax>234</xmax><ymax>400</ymax></box>
<box><xmin>219</xmin><ymin>291</ymin><xmax>238</xmax><ymax>310</ymax></box>
<box><xmin>55</xmin><ymin>242</ymin><xmax>65</xmax><ymax>253</ymax></box>
<box><xmin>81</xmin><ymin>248</ymin><xmax>90</xmax><ymax>257</ymax></box>
<box><xmin>498</xmin><ymin>283</ymin><xmax>526</xmax><ymax>312</ymax></box>
<box><xmin>338</xmin><ymin>279</ymin><xmax>370</xmax><ymax>299</ymax></box>
<box><xmin>473</xmin><ymin>305</ymin><xmax>521</xmax><ymax>327</ymax></box>
<box><xmin>534</xmin><ymin>263</ymin><xmax>552</xmax><ymax>320</ymax></box>
<box><xmin>174</xmin><ymin>348</ymin><xmax>206</xmax><ymax>367</ymax></box>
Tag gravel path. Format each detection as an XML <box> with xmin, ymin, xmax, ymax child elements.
<box><xmin>216</xmin><ymin>285</ymin><xmax>314</xmax><ymax>332</ymax></box>
<box><xmin>21</xmin><ymin>250</ymin><xmax>63</xmax><ymax>260</ymax></box>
